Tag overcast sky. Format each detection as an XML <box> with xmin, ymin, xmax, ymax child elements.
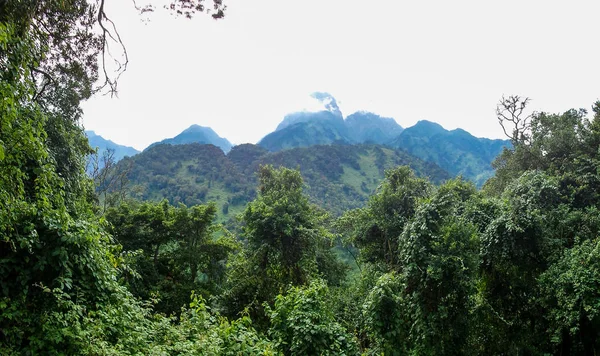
<box><xmin>81</xmin><ymin>0</ymin><xmax>600</xmax><ymax>151</ymax></box>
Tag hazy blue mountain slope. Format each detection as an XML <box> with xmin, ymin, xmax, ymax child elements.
<box><xmin>388</xmin><ymin>120</ymin><xmax>510</xmax><ymax>186</ymax></box>
<box><xmin>276</xmin><ymin>92</ymin><xmax>343</xmax><ymax>131</ymax></box>
<box><xmin>86</xmin><ymin>131</ymin><xmax>140</xmax><ymax>172</ymax></box>
<box><xmin>260</xmin><ymin>92</ymin><xmax>408</xmax><ymax>152</ymax></box>
<box><xmin>259</xmin><ymin>110</ymin><xmax>405</xmax><ymax>152</ymax></box>
<box><xmin>259</xmin><ymin>113</ymin><xmax>352</xmax><ymax>151</ymax></box>
<box><xmin>345</xmin><ymin>111</ymin><xmax>403</xmax><ymax>144</ymax></box>
<box><xmin>86</xmin><ymin>131</ymin><xmax>140</xmax><ymax>160</ymax></box>
<box><xmin>264</xmin><ymin>92</ymin><xmax>399</xmax><ymax>151</ymax></box>
<box><xmin>149</xmin><ymin>125</ymin><xmax>233</xmax><ymax>153</ymax></box>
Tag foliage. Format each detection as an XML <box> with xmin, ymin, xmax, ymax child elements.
<box><xmin>143</xmin><ymin>293</ymin><xmax>277</xmax><ymax>355</ymax></box>
<box><xmin>398</xmin><ymin>179</ymin><xmax>479</xmax><ymax>355</ymax></box>
<box><xmin>113</xmin><ymin>142</ymin><xmax>449</xmax><ymax>229</ymax></box>
<box><xmin>266</xmin><ymin>280</ymin><xmax>359</xmax><ymax>356</ymax></box>
<box><xmin>0</xmin><ymin>18</ymin><xmax>143</xmax><ymax>353</ymax></box>
<box><xmin>361</xmin><ymin>272</ymin><xmax>408</xmax><ymax>355</ymax></box>
<box><xmin>539</xmin><ymin>238</ymin><xmax>600</xmax><ymax>355</ymax></box>
<box><xmin>337</xmin><ymin>166</ymin><xmax>431</xmax><ymax>270</ymax></box>
<box><xmin>5</xmin><ymin>0</ymin><xmax>600</xmax><ymax>351</ymax></box>
<box><xmin>105</xmin><ymin>200</ymin><xmax>236</xmax><ymax>315</ymax></box>
<box><xmin>485</xmin><ymin>102</ymin><xmax>600</xmax><ymax>197</ymax></box>
<box><xmin>220</xmin><ymin>165</ymin><xmax>347</xmax><ymax>325</ymax></box>
<box><xmin>91</xmin><ymin>148</ymin><xmax>133</xmax><ymax>212</ymax></box>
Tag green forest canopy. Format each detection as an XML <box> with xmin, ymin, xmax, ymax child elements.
<box><xmin>1</xmin><ymin>1</ymin><xmax>600</xmax><ymax>354</ymax></box>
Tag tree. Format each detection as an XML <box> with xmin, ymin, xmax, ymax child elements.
<box><xmin>266</xmin><ymin>280</ymin><xmax>359</xmax><ymax>356</ymax></box>
<box><xmin>336</xmin><ymin>166</ymin><xmax>431</xmax><ymax>271</ymax></box>
<box><xmin>105</xmin><ymin>200</ymin><xmax>236</xmax><ymax>315</ymax></box>
<box><xmin>398</xmin><ymin>178</ymin><xmax>479</xmax><ymax>355</ymax></box>
<box><xmin>0</xmin><ymin>19</ymin><xmax>149</xmax><ymax>352</ymax></box>
<box><xmin>0</xmin><ymin>0</ymin><xmax>227</xmax><ymax>98</ymax></box>
<box><xmin>496</xmin><ymin>95</ymin><xmax>533</xmax><ymax>146</ymax></box>
<box><xmin>479</xmin><ymin>172</ymin><xmax>566</xmax><ymax>353</ymax></box>
<box><xmin>221</xmin><ymin>165</ymin><xmax>346</xmax><ymax>323</ymax></box>
<box><xmin>162</xmin><ymin>0</ymin><xmax>227</xmax><ymax>19</ymax></box>
<box><xmin>486</xmin><ymin>99</ymin><xmax>600</xmax><ymax>198</ymax></box>
<box><xmin>362</xmin><ymin>272</ymin><xmax>409</xmax><ymax>355</ymax></box>
<box><xmin>172</xmin><ymin>202</ymin><xmax>234</xmax><ymax>289</ymax></box>
<box><xmin>90</xmin><ymin>148</ymin><xmax>133</xmax><ymax>213</ymax></box>
<box><xmin>539</xmin><ymin>238</ymin><xmax>600</xmax><ymax>355</ymax></box>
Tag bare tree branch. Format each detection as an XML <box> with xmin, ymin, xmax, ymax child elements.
<box><xmin>90</xmin><ymin>148</ymin><xmax>133</xmax><ymax>213</ymax></box>
<box><xmin>496</xmin><ymin>95</ymin><xmax>533</xmax><ymax>146</ymax></box>
<box><xmin>97</xmin><ymin>0</ymin><xmax>129</xmax><ymax>96</ymax></box>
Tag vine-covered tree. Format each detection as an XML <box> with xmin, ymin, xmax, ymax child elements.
<box><xmin>336</xmin><ymin>166</ymin><xmax>431</xmax><ymax>271</ymax></box>
<box><xmin>105</xmin><ymin>200</ymin><xmax>236</xmax><ymax>315</ymax></box>
<box><xmin>221</xmin><ymin>165</ymin><xmax>346</xmax><ymax>324</ymax></box>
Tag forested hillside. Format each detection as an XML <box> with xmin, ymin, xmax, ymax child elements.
<box><xmin>257</xmin><ymin>94</ymin><xmax>509</xmax><ymax>185</ymax></box>
<box><xmin>2</xmin><ymin>1</ymin><xmax>600</xmax><ymax>355</ymax></box>
<box><xmin>84</xmin><ymin>93</ymin><xmax>508</xmax><ymax>188</ymax></box>
<box><xmin>388</xmin><ymin>120</ymin><xmax>509</xmax><ymax>185</ymax></box>
<box><xmin>115</xmin><ymin>143</ymin><xmax>449</xmax><ymax>226</ymax></box>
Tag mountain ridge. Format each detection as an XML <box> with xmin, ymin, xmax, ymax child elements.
<box><xmin>148</xmin><ymin>124</ymin><xmax>233</xmax><ymax>153</ymax></box>
<box><xmin>115</xmin><ymin>142</ymin><xmax>450</xmax><ymax>228</ymax></box>
<box><xmin>88</xmin><ymin>92</ymin><xmax>509</xmax><ymax>187</ymax></box>
<box><xmin>259</xmin><ymin>110</ymin><xmax>404</xmax><ymax>151</ymax></box>
<box><xmin>86</xmin><ymin>131</ymin><xmax>140</xmax><ymax>171</ymax></box>
<box><xmin>389</xmin><ymin>121</ymin><xmax>509</xmax><ymax>186</ymax></box>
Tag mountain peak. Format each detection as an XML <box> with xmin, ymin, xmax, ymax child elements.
<box><xmin>85</xmin><ymin>131</ymin><xmax>140</xmax><ymax>173</ymax></box>
<box><xmin>149</xmin><ymin>125</ymin><xmax>233</xmax><ymax>153</ymax></box>
<box><xmin>182</xmin><ymin>124</ymin><xmax>210</xmax><ymax>133</ymax></box>
<box><xmin>389</xmin><ymin>120</ymin><xmax>510</xmax><ymax>186</ymax></box>
<box><xmin>275</xmin><ymin>93</ymin><xmax>344</xmax><ymax>133</ymax></box>
<box><xmin>310</xmin><ymin>92</ymin><xmax>341</xmax><ymax>117</ymax></box>
<box><xmin>345</xmin><ymin>111</ymin><xmax>403</xmax><ymax>144</ymax></box>
<box><xmin>406</xmin><ymin>120</ymin><xmax>446</xmax><ymax>137</ymax></box>
<box><xmin>414</xmin><ymin>119</ymin><xmax>444</xmax><ymax>129</ymax></box>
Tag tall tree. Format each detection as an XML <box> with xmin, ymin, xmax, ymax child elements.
<box><xmin>105</xmin><ymin>200</ymin><xmax>235</xmax><ymax>315</ymax></box>
<box><xmin>221</xmin><ymin>165</ymin><xmax>346</xmax><ymax>323</ymax></box>
<box><xmin>486</xmin><ymin>99</ymin><xmax>600</xmax><ymax>197</ymax></box>
<box><xmin>336</xmin><ymin>166</ymin><xmax>431</xmax><ymax>271</ymax></box>
<box><xmin>0</xmin><ymin>17</ymin><xmax>146</xmax><ymax>352</ymax></box>
<box><xmin>398</xmin><ymin>178</ymin><xmax>479</xmax><ymax>355</ymax></box>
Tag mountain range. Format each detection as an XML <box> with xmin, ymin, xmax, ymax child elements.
<box><xmin>258</xmin><ymin>93</ymin><xmax>405</xmax><ymax>151</ymax></box>
<box><xmin>255</xmin><ymin>93</ymin><xmax>509</xmax><ymax>185</ymax></box>
<box><xmin>388</xmin><ymin>120</ymin><xmax>509</xmax><ymax>186</ymax></box>
<box><xmin>88</xmin><ymin>92</ymin><xmax>511</xmax><ymax>218</ymax></box>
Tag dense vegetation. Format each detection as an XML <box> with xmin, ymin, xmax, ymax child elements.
<box><xmin>2</xmin><ymin>1</ymin><xmax>600</xmax><ymax>355</ymax></box>
<box><xmin>113</xmin><ymin>143</ymin><xmax>449</xmax><ymax>227</ymax></box>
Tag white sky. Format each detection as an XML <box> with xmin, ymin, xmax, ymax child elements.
<box><xmin>81</xmin><ymin>0</ymin><xmax>600</xmax><ymax>151</ymax></box>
